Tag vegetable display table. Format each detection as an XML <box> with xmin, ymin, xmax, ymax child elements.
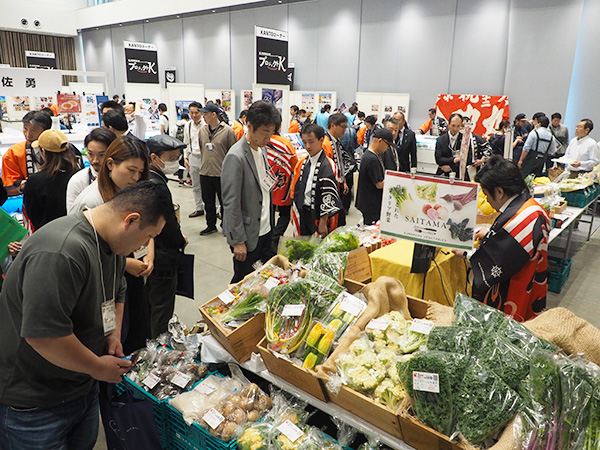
<box><xmin>368</xmin><ymin>240</ymin><xmax>468</xmax><ymax>306</ymax></box>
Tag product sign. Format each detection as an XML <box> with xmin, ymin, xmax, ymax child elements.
<box><xmin>0</xmin><ymin>67</ymin><xmax>61</xmax><ymax>95</ymax></box>
<box><xmin>380</xmin><ymin>172</ymin><xmax>478</xmax><ymax>250</ymax></box>
<box><xmin>255</xmin><ymin>26</ymin><xmax>289</xmax><ymax>85</ymax></box>
<box><xmin>25</xmin><ymin>51</ymin><xmax>57</xmax><ymax>70</ymax></box>
<box><xmin>57</xmin><ymin>93</ymin><xmax>82</xmax><ymax>114</ymax></box>
<box><xmin>174</xmin><ymin>100</ymin><xmax>194</xmax><ymax>120</ymax></box>
<box><xmin>81</xmin><ymin>94</ymin><xmax>100</xmax><ymax>127</ymax></box>
<box><xmin>124</xmin><ymin>41</ymin><xmax>159</xmax><ymax>84</ymax></box>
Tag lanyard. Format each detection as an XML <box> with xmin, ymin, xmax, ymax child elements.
<box><xmin>88</xmin><ymin>210</ymin><xmax>117</xmax><ymax>303</ymax></box>
<box><xmin>208</xmin><ymin>124</ymin><xmax>223</xmax><ymax>141</ymax></box>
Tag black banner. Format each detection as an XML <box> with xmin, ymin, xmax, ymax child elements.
<box><xmin>287</xmin><ymin>65</ymin><xmax>295</xmax><ymax>90</ymax></box>
<box><xmin>25</xmin><ymin>51</ymin><xmax>56</xmax><ymax>70</ymax></box>
<box><xmin>165</xmin><ymin>67</ymin><xmax>176</xmax><ymax>87</ymax></box>
<box><xmin>124</xmin><ymin>41</ymin><xmax>159</xmax><ymax>84</ymax></box>
<box><xmin>255</xmin><ymin>26</ymin><xmax>289</xmax><ymax>85</ymax></box>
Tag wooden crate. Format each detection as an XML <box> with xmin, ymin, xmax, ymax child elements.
<box><xmin>399</xmin><ymin>415</ymin><xmax>467</xmax><ymax>450</ymax></box>
<box><xmin>345</xmin><ymin>246</ymin><xmax>372</xmax><ymax>284</ymax></box>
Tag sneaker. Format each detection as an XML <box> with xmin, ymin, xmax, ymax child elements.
<box><xmin>178</xmin><ymin>181</ymin><xmax>184</xmax><ymax>187</ymax></box>
<box><xmin>200</xmin><ymin>226</ymin><xmax>217</xmax><ymax>236</ymax></box>
<box><xmin>184</xmin><ymin>180</ymin><xmax>192</xmax><ymax>187</ymax></box>
<box><xmin>189</xmin><ymin>210</ymin><xmax>205</xmax><ymax>218</ymax></box>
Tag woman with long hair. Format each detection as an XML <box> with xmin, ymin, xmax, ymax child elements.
<box><xmin>23</xmin><ymin>129</ymin><xmax>80</xmax><ymax>231</ymax></box>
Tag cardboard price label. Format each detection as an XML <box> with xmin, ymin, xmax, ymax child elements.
<box><xmin>338</xmin><ymin>293</ymin><xmax>367</xmax><ymax>317</ymax></box>
<box><xmin>277</xmin><ymin>420</ymin><xmax>304</xmax><ymax>443</ymax></box>
<box><xmin>282</xmin><ymin>304</ymin><xmax>305</xmax><ymax>317</ymax></box>
<box><xmin>218</xmin><ymin>290</ymin><xmax>236</xmax><ymax>305</ymax></box>
<box><xmin>366</xmin><ymin>318</ymin><xmax>391</xmax><ymax>331</ymax></box>
<box><xmin>264</xmin><ymin>276</ymin><xmax>280</xmax><ymax>291</ymax></box>
<box><xmin>203</xmin><ymin>408</ymin><xmax>225</xmax><ymax>429</ymax></box>
<box><xmin>142</xmin><ymin>373</ymin><xmax>160</xmax><ymax>389</ymax></box>
<box><xmin>171</xmin><ymin>371</ymin><xmax>192</xmax><ymax>389</ymax></box>
<box><xmin>413</xmin><ymin>371</ymin><xmax>440</xmax><ymax>393</ymax></box>
<box><xmin>409</xmin><ymin>318</ymin><xmax>435</xmax><ymax>335</ymax></box>
<box><xmin>197</xmin><ymin>382</ymin><xmax>217</xmax><ymax>395</ymax></box>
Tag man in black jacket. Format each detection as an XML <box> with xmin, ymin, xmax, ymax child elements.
<box><xmin>382</xmin><ymin>113</ymin><xmax>417</xmax><ymax>172</ymax></box>
<box><xmin>145</xmin><ymin>135</ymin><xmax>188</xmax><ymax>338</ymax></box>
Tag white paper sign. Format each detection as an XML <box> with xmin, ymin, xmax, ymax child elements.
<box><xmin>413</xmin><ymin>371</ymin><xmax>440</xmax><ymax>393</ymax></box>
<box><xmin>218</xmin><ymin>290</ymin><xmax>236</xmax><ymax>305</ymax></box>
<box><xmin>409</xmin><ymin>319</ymin><xmax>435</xmax><ymax>335</ymax></box>
<box><xmin>203</xmin><ymin>408</ymin><xmax>225</xmax><ymax>429</ymax></box>
<box><xmin>282</xmin><ymin>304</ymin><xmax>305</xmax><ymax>317</ymax></box>
<box><xmin>264</xmin><ymin>277</ymin><xmax>280</xmax><ymax>291</ymax></box>
<box><xmin>196</xmin><ymin>382</ymin><xmax>217</xmax><ymax>395</ymax></box>
<box><xmin>277</xmin><ymin>420</ymin><xmax>304</xmax><ymax>443</ymax></box>
<box><xmin>380</xmin><ymin>172</ymin><xmax>478</xmax><ymax>250</ymax></box>
<box><xmin>338</xmin><ymin>293</ymin><xmax>367</xmax><ymax>318</ymax></box>
<box><xmin>366</xmin><ymin>318</ymin><xmax>391</xmax><ymax>331</ymax></box>
<box><xmin>171</xmin><ymin>371</ymin><xmax>192</xmax><ymax>389</ymax></box>
<box><xmin>142</xmin><ymin>373</ymin><xmax>160</xmax><ymax>390</ymax></box>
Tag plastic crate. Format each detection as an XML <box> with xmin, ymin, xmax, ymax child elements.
<box><xmin>561</xmin><ymin>186</ymin><xmax>597</xmax><ymax>208</ymax></box>
<box><xmin>547</xmin><ymin>256</ymin><xmax>572</xmax><ymax>294</ymax></box>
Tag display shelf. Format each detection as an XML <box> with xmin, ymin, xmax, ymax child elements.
<box><xmin>549</xmin><ymin>197</ymin><xmax>599</xmax><ymax>258</ymax></box>
<box><xmin>241</xmin><ymin>360</ymin><xmax>416</xmax><ymax>450</ymax></box>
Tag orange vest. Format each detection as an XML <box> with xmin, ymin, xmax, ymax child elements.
<box><xmin>1</xmin><ymin>141</ymin><xmax>28</xmax><ymax>188</ymax></box>
<box><xmin>232</xmin><ymin>121</ymin><xmax>244</xmax><ymax>141</ymax></box>
<box><xmin>288</xmin><ymin>119</ymin><xmax>300</xmax><ymax>134</ymax></box>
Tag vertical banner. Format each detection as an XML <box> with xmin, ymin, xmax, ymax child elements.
<box><xmin>255</xmin><ymin>26</ymin><xmax>289</xmax><ymax>85</ymax></box>
<box><xmin>25</xmin><ymin>51</ymin><xmax>57</xmax><ymax>70</ymax></box>
<box><xmin>287</xmin><ymin>63</ymin><xmax>295</xmax><ymax>90</ymax></box>
<box><xmin>96</xmin><ymin>95</ymin><xmax>109</xmax><ymax>121</ymax></box>
<box><xmin>81</xmin><ymin>95</ymin><xmax>100</xmax><ymax>127</ymax></box>
<box><xmin>165</xmin><ymin>67</ymin><xmax>176</xmax><ymax>87</ymax></box>
<box><xmin>221</xmin><ymin>90</ymin><xmax>232</xmax><ymax>112</ymax></box>
<box><xmin>124</xmin><ymin>41</ymin><xmax>159</xmax><ymax>84</ymax></box>
<box><xmin>242</xmin><ymin>90</ymin><xmax>253</xmax><ymax>109</ymax></box>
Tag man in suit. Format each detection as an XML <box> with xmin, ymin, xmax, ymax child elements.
<box><xmin>382</xmin><ymin>114</ymin><xmax>417</xmax><ymax>172</ymax></box>
<box><xmin>221</xmin><ymin>101</ymin><xmax>280</xmax><ymax>283</ymax></box>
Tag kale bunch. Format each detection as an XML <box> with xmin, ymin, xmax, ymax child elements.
<box><xmin>426</xmin><ymin>326</ymin><xmax>483</xmax><ymax>355</ymax></box>
<box><xmin>478</xmin><ymin>334</ymin><xmax>531</xmax><ymax>390</ymax></box>
<box><xmin>452</xmin><ymin>293</ymin><xmax>505</xmax><ymax>332</ymax></box>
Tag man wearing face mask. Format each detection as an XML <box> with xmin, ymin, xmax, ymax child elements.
<box><xmin>145</xmin><ymin>135</ymin><xmax>188</xmax><ymax>337</ymax></box>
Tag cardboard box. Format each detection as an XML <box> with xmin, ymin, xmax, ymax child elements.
<box><xmin>345</xmin><ymin>246</ymin><xmax>372</xmax><ymax>284</ymax></box>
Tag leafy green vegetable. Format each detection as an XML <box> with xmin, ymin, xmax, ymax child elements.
<box><xmin>398</xmin><ymin>351</ymin><xmax>468</xmax><ymax>436</ymax></box>
<box><xmin>219</xmin><ymin>291</ymin><xmax>266</xmax><ymax>324</ymax></box>
<box><xmin>477</xmin><ymin>334</ymin><xmax>530</xmax><ymax>390</ymax></box>
<box><xmin>282</xmin><ymin>238</ymin><xmax>318</xmax><ymax>262</ymax></box>
<box><xmin>426</xmin><ymin>326</ymin><xmax>483</xmax><ymax>355</ymax></box>
<box><xmin>495</xmin><ymin>318</ymin><xmax>557</xmax><ymax>356</ymax></box>
<box><xmin>307</xmin><ymin>252</ymin><xmax>348</xmax><ymax>285</ymax></box>
<box><xmin>316</xmin><ymin>229</ymin><xmax>360</xmax><ymax>254</ymax></box>
<box><xmin>446</xmin><ymin>218</ymin><xmax>474</xmax><ymax>241</ymax></box>
<box><xmin>453</xmin><ymin>293</ymin><xmax>505</xmax><ymax>332</ymax></box>
<box><xmin>415</xmin><ymin>183</ymin><xmax>437</xmax><ymax>203</ymax></box>
<box><xmin>454</xmin><ymin>359</ymin><xmax>521</xmax><ymax>444</ymax></box>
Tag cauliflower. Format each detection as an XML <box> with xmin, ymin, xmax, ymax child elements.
<box><xmin>387</xmin><ymin>364</ymin><xmax>401</xmax><ymax>384</ymax></box>
<box><xmin>347</xmin><ymin>363</ymin><xmax>386</xmax><ymax>392</ymax></box>
<box><xmin>385</xmin><ymin>310</ymin><xmax>408</xmax><ymax>323</ymax></box>
<box><xmin>348</xmin><ymin>337</ymin><xmax>372</xmax><ymax>355</ymax></box>
<box><xmin>373</xmin><ymin>377</ymin><xmax>407</xmax><ymax>409</ymax></box>
<box><xmin>372</xmin><ymin>338</ymin><xmax>388</xmax><ymax>353</ymax></box>
<box><xmin>353</xmin><ymin>351</ymin><xmax>378</xmax><ymax>369</ymax></box>
<box><xmin>377</xmin><ymin>349</ymin><xmax>397</xmax><ymax>368</ymax></box>
<box><xmin>365</xmin><ymin>328</ymin><xmax>385</xmax><ymax>341</ymax></box>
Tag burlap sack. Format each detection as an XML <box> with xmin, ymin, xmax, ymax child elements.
<box><xmin>316</xmin><ymin>276</ymin><xmax>410</xmax><ymax>376</ymax></box>
<box><xmin>426</xmin><ymin>301</ymin><xmax>454</xmax><ymax>326</ymax></box>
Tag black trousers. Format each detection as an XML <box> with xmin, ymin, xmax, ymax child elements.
<box><xmin>299</xmin><ymin>205</ymin><xmax>316</xmax><ymax>236</ymax></box>
<box><xmin>362</xmin><ymin>211</ymin><xmax>380</xmax><ymax>226</ymax></box>
<box><xmin>341</xmin><ymin>172</ymin><xmax>354</xmax><ymax>212</ymax></box>
<box><xmin>122</xmin><ymin>273</ymin><xmax>151</xmax><ymax>355</ymax></box>
<box><xmin>146</xmin><ymin>270</ymin><xmax>178</xmax><ymax>339</ymax></box>
<box><xmin>231</xmin><ymin>231</ymin><xmax>275</xmax><ymax>283</ymax></box>
<box><xmin>200</xmin><ymin>175</ymin><xmax>222</xmax><ymax>228</ymax></box>
<box><xmin>272</xmin><ymin>205</ymin><xmax>291</xmax><ymax>246</ymax></box>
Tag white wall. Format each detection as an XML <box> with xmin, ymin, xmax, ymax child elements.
<box><xmin>0</xmin><ymin>0</ymin><xmax>81</xmax><ymax>36</ymax></box>
<box><xmin>78</xmin><ymin>0</ymin><xmax>600</xmax><ymax>138</ymax></box>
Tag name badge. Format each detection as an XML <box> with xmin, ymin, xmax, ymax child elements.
<box><xmin>206</xmin><ymin>143</ymin><xmax>215</xmax><ymax>151</ymax></box>
<box><xmin>102</xmin><ymin>299</ymin><xmax>117</xmax><ymax>335</ymax></box>
<box><xmin>261</xmin><ymin>171</ymin><xmax>277</xmax><ymax>192</ymax></box>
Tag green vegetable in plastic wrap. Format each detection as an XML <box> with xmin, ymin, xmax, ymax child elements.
<box><xmin>317</xmin><ymin>229</ymin><xmax>360</xmax><ymax>253</ymax></box>
<box><xmin>218</xmin><ymin>291</ymin><xmax>266</xmax><ymax>324</ymax></box>
<box><xmin>477</xmin><ymin>334</ymin><xmax>531</xmax><ymax>390</ymax></box>
<box><xmin>426</xmin><ymin>326</ymin><xmax>483</xmax><ymax>355</ymax></box>
<box><xmin>282</xmin><ymin>238</ymin><xmax>318</xmax><ymax>262</ymax></box>
<box><xmin>453</xmin><ymin>293</ymin><xmax>505</xmax><ymax>332</ymax></box>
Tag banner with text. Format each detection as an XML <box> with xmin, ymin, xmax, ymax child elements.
<box><xmin>25</xmin><ymin>51</ymin><xmax>57</xmax><ymax>70</ymax></box>
<box><xmin>124</xmin><ymin>41</ymin><xmax>159</xmax><ymax>84</ymax></box>
<box><xmin>435</xmin><ymin>94</ymin><xmax>510</xmax><ymax>137</ymax></box>
<box><xmin>0</xmin><ymin>67</ymin><xmax>61</xmax><ymax>96</ymax></box>
<box><xmin>380</xmin><ymin>172</ymin><xmax>479</xmax><ymax>250</ymax></box>
<box><xmin>255</xmin><ymin>26</ymin><xmax>288</xmax><ymax>85</ymax></box>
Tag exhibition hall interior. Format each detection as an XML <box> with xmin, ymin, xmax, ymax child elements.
<box><xmin>1</xmin><ymin>1</ymin><xmax>600</xmax><ymax>450</ymax></box>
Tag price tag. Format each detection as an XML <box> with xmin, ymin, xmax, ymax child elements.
<box><xmin>366</xmin><ymin>318</ymin><xmax>391</xmax><ymax>331</ymax></box>
<box><xmin>338</xmin><ymin>293</ymin><xmax>367</xmax><ymax>318</ymax></box>
<box><xmin>277</xmin><ymin>420</ymin><xmax>304</xmax><ymax>443</ymax></box>
<box><xmin>197</xmin><ymin>382</ymin><xmax>217</xmax><ymax>395</ymax></box>
<box><xmin>264</xmin><ymin>277</ymin><xmax>280</xmax><ymax>291</ymax></box>
<box><xmin>203</xmin><ymin>408</ymin><xmax>225</xmax><ymax>429</ymax></box>
<box><xmin>142</xmin><ymin>373</ymin><xmax>160</xmax><ymax>390</ymax></box>
<box><xmin>409</xmin><ymin>319</ymin><xmax>435</xmax><ymax>335</ymax></box>
<box><xmin>282</xmin><ymin>304</ymin><xmax>305</xmax><ymax>317</ymax></box>
<box><xmin>218</xmin><ymin>290</ymin><xmax>236</xmax><ymax>305</ymax></box>
<box><xmin>171</xmin><ymin>371</ymin><xmax>192</xmax><ymax>389</ymax></box>
<box><xmin>413</xmin><ymin>371</ymin><xmax>440</xmax><ymax>393</ymax></box>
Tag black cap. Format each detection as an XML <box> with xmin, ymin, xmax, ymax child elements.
<box><xmin>515</xmin><ymin>113</ymin><xmax>527</xmax><ymax>120</ymax></box>
<box><xmin>199</xmin><ymin>103</ymin><xmax>221</xmax><ymax>114</ymax></box>
<box><xmin>146</xmin><ymin>134</ymin><xmax>186</xmax><ymax>154</ymax></box>
<box><xmin>372</xmin><ymin>127</ymin><xmax>394</xmax><ymax>143</ymax></box>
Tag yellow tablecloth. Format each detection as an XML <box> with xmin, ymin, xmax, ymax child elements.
<box><xmin>369</xmin><ymin>240</ymin><xmax>469</xmax><ymax>306</ymax></box>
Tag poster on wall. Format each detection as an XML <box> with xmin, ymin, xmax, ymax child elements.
<box><xmin>81</xmin><ymin>95</ymin><xmax>100</xmax><ymax>127</ymax></box>
<box><xmin>221</xmin><ymin>90</ymin><xmax>232</xmax><ymax>112</ymax></box>
<box><xmin>124</xmin><ymin>41</ymin><xmax>159</xmax><ymax>84</ymax></box>
<box><xmin>142</xmin><ymin>98</ymin><xmax>160</xmax><ymax>131</ymax></box>
<box><xmin>301</xmin><ymin>93</ymin><xmax>315</xmax><ymax>113</ymax></box>
<box><xmin>96</xmin><ymin>95</ymin><xmax>108</xmax><ymax>120</ymax></box>
<box><xmin>255</xmin><ymin>26</ymin><xmax>289</xmax><ymax>85</ymax></box>
<box><xmin>262</xmin><ymin>88</ymin><xmax>283</xmax><ymax>114</ymax></box>
<box><xmin>435</xmin><ymin>94</ymin><xmax>509</xmax><ymax>137</ymax></box>
<box><xmin>33</xmin><ymin>96</ymin><xmax>54</xmax><ymax>110</ymax></box>
<box><xmin>175</xmin><ymin>100</ymin><xmax>194</xmax><ymax>120</ymax></box>
<box><xmin>243</xmin><ymin>90</ymin><xmax>253</xmax><ymax>109</ymax></box>
<box><xmin>319</xmin><ymin>93</ymin><xmax>332</xmax><ymax>110</ymax></box>
<box><xmin>380</xmin><ymin>172</ymin><xmax>478</xmax><ymax>250</ymax></box>
<box><xmin>57</xmin><ymin>93</ymin><xmax>82</xmax><ymax>114</ymax></box>
<box><xmin>12</xmin><ymin>96</ymin><xmax>30</xmax><ymax>112</ymax></box>
<box><xmin>0</xmin><ymin>96</ymin><xmax>7</xmax><ymax>115</ymax></box>
<box><xmin>25</xmin><ymin>51</ymin><xmax>57</xmax><ymax>70</ymax></box>
<box><xmin>165</xmin><ymin>67</ymin><xmax>176</xmax><ymax>87</ymax></box>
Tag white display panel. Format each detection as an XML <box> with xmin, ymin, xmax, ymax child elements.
<box><xmin>355</xmin><ymin>92</ymin><xmax>411</xmax><ymax>124</ymax></box>
<box><xmin>166</xmin><ymin>83</ymin><xmax>205</xmax><ymax>133</ymax></box>
<box><xmin>124</xmin><ymin>82</ymin><xmax>163</xmax><ymax>137</ymax></box>
<box><xmin>205</xmin><ymin>89</ymin><xmax>236</xmax><ymax>123</ymax></box>
<box><xmin>69</xmin><ymin>82</ymin><xmax>105</xmax><ymax>95</ymax></box>
<box><xmin>252</xmin><ymin>83</ymin><xmax>290</xmax><ymax>132</ymax></box>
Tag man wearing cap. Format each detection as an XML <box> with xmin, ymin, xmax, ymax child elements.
<box><xmin>290</xmin><ymin>123</ymin><xmax>343</xmax><ymax>237</ymax></box>
<box><xmin>512</xmin><ymin>113</ymin><xmax>530</xmax><ymax>162</ymax></box>
<box><xmin>198</xmin><ymin>103</ymin><xmax>237</xmax><ymax>236</ymax></box>
<box><xmin>145</xmin><ymin>135</ymin><xmax>188</xmax><ymax>338</ymax></box>
<box><xmin>22</xmin><ymin>130</ymin><xmax>81</xmax><ymax>232</ymax></box>
<box><xmin>356</xmin><ymin>128</ymin><xmax>393</xmax><ymax>225</ymax></box>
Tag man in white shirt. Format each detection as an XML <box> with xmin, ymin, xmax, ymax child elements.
<box><xmin>183</xmin><ymin>102</ymin><xmax>205</xmax><ymax>218</ymax></box>
<box><xmin>66</xmin><ymin>128</ymin><xmax>116</xmax><ymax>212</ymax></box>
<box><xmin>564</xmin><ymin>119</ymin><xmax>600</xmax><ymax>176</ymax></box>
<box><xmin>158</xmin><ymin>103</ymin><xmax>169</xmax><ymax>135</ymax></box>
<box><xmin>124</xmin><ymin>102</ymin><xmax>146</xmax><ymax>140</ymax></box>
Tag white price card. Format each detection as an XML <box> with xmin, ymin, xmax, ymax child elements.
<box><xmin>413</xmin><ymin>371</ymin><xmax>440</xmax><ymax>393</ymax></box>
<box><xmin>142</xmin><ymin>373</ymin><xmax>160</xmax><ymax>390</ymax></box>
<box><xmin>366</xmin><ymin>318</ymin><xmax>391</xmax><ymax>331</ymax></box>
<box><xmin>197</xmin><ymin>382</ymin><xmax>217</xmax><ymax>395</ymax></box>
<box><xmin>171</xmin><ymin>371</ymin><xmax>192</xmax><ymax>389</ymax></box>
<box><xmin>282</xmin><ymin>304</ymin><xmax>305</xmax><ymax>317</ymax></box>
<box><xmin>338</xmin><ymin>293</ymin><xmax>367</xmax><ymax>317</ymax></box>
<box><xmin>218</xmin><ymin>290</ymin><xmax>236</xmax><ymax>305</ymax></box>
<box><xmin>277</xmin><ymin>420</ymin><xmax>304</xmax><ymax>443</ymax></box>
<box><xmin>264</xmin><ymin>277</ymin><xmax>280</xmax><ymax>291</ymax></box>
<box><xmin>409</xmin><ymin>318</ymin><xmax>435</xmax><ymax>335</ymax></box>
<box><xmin>203</xmin><ymin>408</ymin><xmax>225</xmax><ymax>429</ymax></box>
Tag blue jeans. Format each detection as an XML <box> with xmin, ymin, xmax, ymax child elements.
<box><xmin>0</xmin><ymin>385</ymin><xmax>99</xmax><ymax>450</ymax></box>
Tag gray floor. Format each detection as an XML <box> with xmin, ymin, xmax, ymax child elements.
<box><xmin>93</xmin><ymin>185</ymin><xmax>600</xmax><ymax>449</ymax></box>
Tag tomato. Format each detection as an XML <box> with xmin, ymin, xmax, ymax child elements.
<box><xmin>422</xmin><ymin>204</ymin><xmax>432</xmax><ymax>214</ymax></box>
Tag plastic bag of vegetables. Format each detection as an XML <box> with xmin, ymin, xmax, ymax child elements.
<box><xmin>426</xmin><ymin>326</ymin><xmax>483</xmax><ymax>355</ymax></box>
<box><xmin>314</xmin><ymin>226</ymin><xmax>360</xmax><ymax>254</ymax></box>
<box><xmin>306</xmin><ymin>252</ymin><xmax>348</xmax><ymax>285</ymax></box>
<box><xmin>452</xmin><ymin>293</ymin><xmax>505</xmax><ymax>332</ymax></box>
<box><xmin>265</xmin><ymin>280</ymin><xmax>315</xmax><ymax>354</ymax></box>
<box><xmin>218</xmin><ymin>291</ymin><xmax>267</xmax><ymax>326</ymax></box>
<box><xmin>237</xmin><ymin>422</ymin><xmax>272</xmax><ymax>450</ymax></box>
<box><xmin>280</xmin><ymin>236</ymin><xmax>320</xmax><ymax>262</ymax></box>
<box><xmin>477</xmin><ymin>333</ymin><xmax>531</xmax><ymax>390</ymax></box>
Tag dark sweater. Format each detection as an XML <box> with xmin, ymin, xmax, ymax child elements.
<box><xmin>23</xmin><ymin>169</ymin><xmax>76</xmax><ymax>231</ymax></box>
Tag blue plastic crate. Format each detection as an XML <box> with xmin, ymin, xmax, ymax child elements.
<box><xmin>547</xmin><ymin>256</ymin><xmax>572</xmax><ymax>294</ymax></box>
<box><xmin>561</xmin><ymin>186</ymin><xmax>597</xmax><ymax>208</ymax></box>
